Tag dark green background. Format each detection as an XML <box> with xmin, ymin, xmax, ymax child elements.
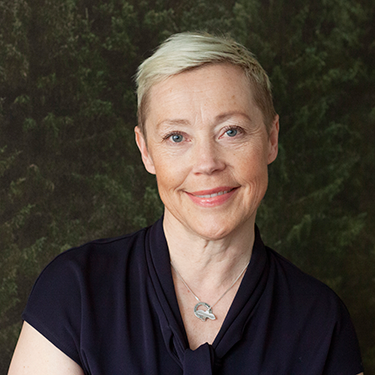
<box><xmin>1</xmin><ymin>0</ymin><xmax>374</xmax><ymax>373</ymax></box>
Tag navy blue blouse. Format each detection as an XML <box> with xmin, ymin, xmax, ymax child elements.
<box><xmin>23</xmin><ymin>218</ymin><xmax>363</xmax><ymax>374</ymax></box>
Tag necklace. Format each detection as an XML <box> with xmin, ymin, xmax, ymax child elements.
<box><xmin>171</xmin><ymin>260</ymin><xmax>250</xmax><ymax>321</ymax></box>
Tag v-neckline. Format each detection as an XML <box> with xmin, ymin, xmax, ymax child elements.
<box><xmin>145</xmin><ymin>217</ymin><xmax>269</xmax><ymax>369</ymax></box>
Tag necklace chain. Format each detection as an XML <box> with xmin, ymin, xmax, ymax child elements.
<box><xmin>171</xmin><ymin>259</ymin><xmax>250</xmax><ymax>321</ymax></box>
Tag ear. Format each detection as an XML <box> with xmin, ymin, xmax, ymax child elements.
<box><xmin>267</xmin><ymin>115</ymin><xmax>279</xmax><ymax>165</ymax></box>
<box><xmin>134</xmin><ymin>126</ymin><xmax>156</xmax><ymax>175</ymax></box>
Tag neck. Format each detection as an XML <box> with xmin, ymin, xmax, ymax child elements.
<box><xmin>163</xmin><ymin>210</ymin><xmax>255</xmax><ymax>294</ymax></box>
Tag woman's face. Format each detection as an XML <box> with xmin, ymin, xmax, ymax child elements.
<box><xmin>135</xmin><ymin>63</ymin><xmax>279</xmax><ymax>240</ymax></box>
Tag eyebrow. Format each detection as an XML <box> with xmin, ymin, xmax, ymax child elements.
<box><xmin>156</xmin><ymin>111</ymin><xmax>252</xmax><ymax>129</ymax></box>
<box><xmin>215</xmin><ymin>111</ymin><xmax>252</xmax><ymax>124</ymax></box>
<box><xmin>156</xmin><ymin>119</ymin><xmax>190</xmax><ymax>128</ymax></box>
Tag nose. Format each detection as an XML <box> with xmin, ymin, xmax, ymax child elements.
<box><xmin>191</xmin><ymin>140</ymin><xmax>226</xmax><ymax>175</ymax></box>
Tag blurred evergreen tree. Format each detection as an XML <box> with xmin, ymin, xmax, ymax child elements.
<box><xmin>1</xmin><ymin>0</ymin><xmax>374</xmax><ymax>372</ymax></box>
<box><xmin>0</xmin><ymin>0</ymin><xmax>159</xmax><ymax>369</ymax></box>
<box><xmin>232</xmin><ymin>0</ymin><xmax>375</xmax><ymax>370</ymax></box>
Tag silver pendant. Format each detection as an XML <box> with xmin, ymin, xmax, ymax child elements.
<box><xmin>194</xmin><ymin>302</ymin><xmax>216</xmax><ymax>321</ymax></box>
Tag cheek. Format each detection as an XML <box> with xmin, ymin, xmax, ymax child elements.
<box><xmin>239</xmin><ymin>166</ymin><xmax>268</xmax><ymax>190</ymax></box>
<box><xmin>236</xmin><ymin>147</ymin><xmax>269</xmax><ymax>181</ymax></box>
<box><xmin>148</xmin><ymin>147</ymin><xmax>179</xmax><ymax>184</ymax></box>
<box><xmin>153</xmin><ymin>161</ymin><xmax>185</xmax><ymax>194</ymax></box>
<box><xmin>235</xmin><ymin>150</ymin><xmax>269</xmax><ymax>204</ymax></box>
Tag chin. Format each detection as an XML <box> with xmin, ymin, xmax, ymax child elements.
<box><xmin>194</xmin><ymin>227</ymin><xmax>231</xmax><ymax>241</ymax></box>
<box><xmin>187</xmin><ymin>217</ymin><xmax>249</xmax><ymax>241</ymax></box>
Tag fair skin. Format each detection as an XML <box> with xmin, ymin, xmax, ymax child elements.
<box><xmin>135</xmin><ymin>63</ymin><xmax>279</xmax><ymax>348</ymax></box>
<box><xmin>8</xmin><ymin>62</ymin><xmax>364</xmax><ymax>374</ymax></box>
<box><xmin>8</xmin><ymin>322</ymin><xmax>84</xmax><ymax>375</ymax></box>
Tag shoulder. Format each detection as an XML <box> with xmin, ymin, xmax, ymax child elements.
<box><xmin>23</xmin><ymin>224</ymin><xmax>153</xmax><ymax>323</ymax></box>
<box><xmin>37</xmin><ymin>226</ymin><xmax>149</xmax><ymax>280</ymax></box>
<box><xmin>25</xmin><ymin>225</ymin><xmax>154</xmax><ymax>310</ymax></box>
<box><xmin>263</xmin><ymin>247</ymin><xmax>363</xmax><ymax>373</ymax></box>
<box><xmin>265</xmin><ymin>246</ymin><xmax>352</xmax><ymax>324</ymax></box>
<box><xmin>267</xmin><ymin>246</ymin><xmax>339</xmax><ymax>295</ymax></box>
<box><xmin>22</xmin><ymin>225</ymin><xmax>152</xmax><ymax>365</ymax></box>
<box><xmin>59</xmin><ymin>225</ymin><xmax>149</xmax><ymax>260</ymax></box>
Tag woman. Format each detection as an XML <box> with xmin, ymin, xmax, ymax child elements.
<box><xmin>8</xmin><ymin>32</ymin><xmax>363</xmax><ymax>374</ymax></box>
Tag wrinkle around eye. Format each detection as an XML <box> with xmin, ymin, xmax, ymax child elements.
<box><xmin>162</xmin><ymin>131</ymin><xmax>189</xmax><ymax>145</ymax></box>
<box><xmin>220</xmin><ymin>125</ymin><xmax>245</xmax><ymax>139</ymax></box>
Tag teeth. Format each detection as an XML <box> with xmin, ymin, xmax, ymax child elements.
<box><xmin>196</xmin><ymin>190</ymin><xmax>231</xmax><ymax>198</ymax></box>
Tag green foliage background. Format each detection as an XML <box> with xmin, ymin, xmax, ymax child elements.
<box><xmin>1</xmin><ymin>0</ymin><xmax>374</xmax><ymax>372</ymax></box>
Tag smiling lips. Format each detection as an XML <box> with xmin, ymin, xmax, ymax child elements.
<box><xmin>187</xmin><ymin>187</ymin><xmax>238</xmax><ymax>207</ymax></box>
<box><xmin>195</xmin><ymin>189</ymin><xmax>233</xmax><ymax>198</ymax></box>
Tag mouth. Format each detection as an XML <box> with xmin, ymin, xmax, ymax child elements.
<box><xmin>187</xmin><ymin>187</ymin><xmax>238</xmax><ymax>207</ymax></box>
<box><xmin>193</xmin><ymin>188</ymin><xmax>235</xmax><ymax>198</ymax></box>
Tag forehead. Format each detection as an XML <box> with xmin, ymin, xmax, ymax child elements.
<box><xmin>145</xmin><ymin>63</ymin><xmax>256</xmax><ymax>127</ymax></box>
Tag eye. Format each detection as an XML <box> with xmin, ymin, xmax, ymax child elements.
<box><xmin>170</xmin><ymin>134</ymin><xmax>184</xmax><ymax>143</ymax></box>
<box><xmin>225</xmin><ymin>128</ymin><xmax>238</xmax><ymax>137</ymax></box>
<box><xmin>163</xmin><ymin>132</ymin><xmax>185</xmax><ymax>143</ymax></box>
<box><xmin>223</xmin><ymin>125</ymin><xmax>244</xmax><ymax>138</ymax></box>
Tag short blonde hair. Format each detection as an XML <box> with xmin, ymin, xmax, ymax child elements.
<box><xmin>136</xmin><ymin>32</ymin><xmax>276</xmax><ymax>135</ymax></box>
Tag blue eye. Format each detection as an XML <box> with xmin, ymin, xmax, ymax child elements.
<box><xmin>171</xmin><ymin>134</ymin><xmax>183</xmax><ymax>143</ymax></box>
<box><xmin>225</xmin><ymin>128</ymin><xmax>238</xmax><ymax>137</ymax></box>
